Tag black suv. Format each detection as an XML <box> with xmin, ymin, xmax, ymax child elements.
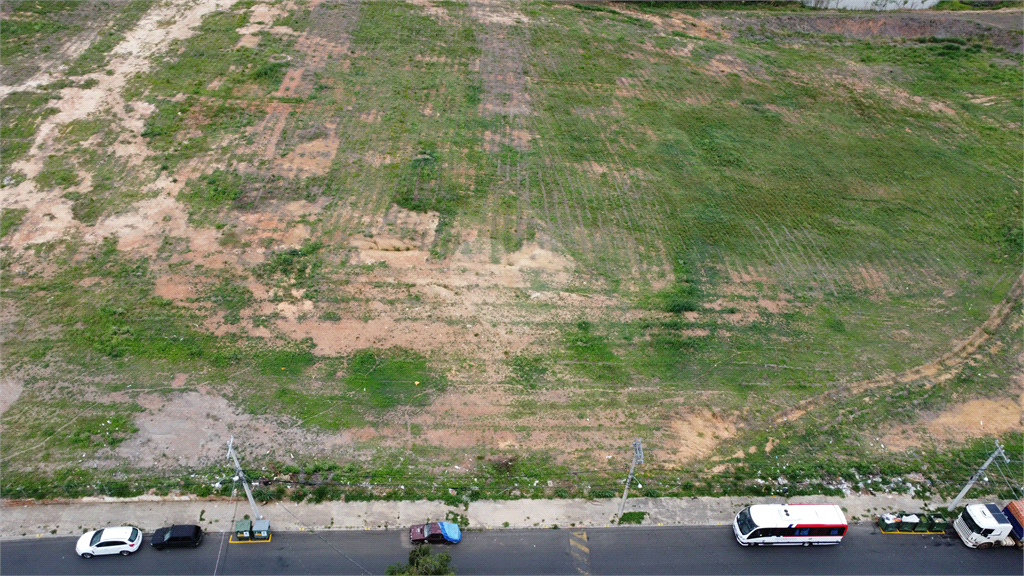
<box><xmin>151</xmin><ymin>525</ymin><xmax>203</xmax><ymax>550</ymax></box>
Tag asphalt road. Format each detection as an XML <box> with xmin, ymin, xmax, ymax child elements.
<box><xmin>2</xmin><ymin>525</ymin><xmax>1020</xmax><ymax>575</ymax></box>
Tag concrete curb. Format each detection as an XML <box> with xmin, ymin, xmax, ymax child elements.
<box><xmin>1</xmin><ymin>493</ymin><xmax>988</xmax><ymax>541</ymax></box>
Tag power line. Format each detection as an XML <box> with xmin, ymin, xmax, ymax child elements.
<box><xmin>948</xmin><ymin>440</ymin><xmax>1009</xmax><ymax>511</ymax></box>
<box><xmin>270</xmin><ymin>497</ymin><xmax>372</xmax><ymax>575</ymax></box>
<box><xmin>992</xmin><ymin>460</ymin><xmax>1023</xmax><ymax>501</ymax></box>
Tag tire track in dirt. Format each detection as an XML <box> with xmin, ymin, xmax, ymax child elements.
<box><xmin>469</xmin><ymin>0</ymin><xmax>540</xmax><ymax>263</ymax></box>
<box><xmin>777</xmin><ymin>272</ymin><xmax>1024</xmax><ymax>424</ymax></box>
<box><xmin>577</xmin><ymin>94</ymin><xmax>666</xmax><ymax>284</ymax></box>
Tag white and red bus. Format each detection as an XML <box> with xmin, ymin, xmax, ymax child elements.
<box><xmin>733</xmin><ymin>504</ymin><xmax>848</xmax><ymax>546</ymax></box>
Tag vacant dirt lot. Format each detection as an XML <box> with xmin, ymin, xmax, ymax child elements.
<box><xmin>1</xmin><ymin>1</ymin><xmax>1020</xmax><ymax>495</ymax></box>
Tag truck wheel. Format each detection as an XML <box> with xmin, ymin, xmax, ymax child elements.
<box><xmin>977</xmin><ymin>543</ymin><xmax>992</xmax><ymax>550</ymax></box>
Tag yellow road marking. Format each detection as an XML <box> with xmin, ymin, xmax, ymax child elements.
<box><xmin>229</xmin><ymin>534</ymin><xmax>273</xmax><ymax>544</ymax></box>
<box><xmin>569</xmin><ymin>530</ymin><xmax>590</xmax><ymax>575</ymax></box>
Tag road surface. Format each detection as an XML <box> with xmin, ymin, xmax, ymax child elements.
<box><xmin>2</xmin><ymin>525</ymin><xmax>1020</xmax><ymax>575</ymax></box>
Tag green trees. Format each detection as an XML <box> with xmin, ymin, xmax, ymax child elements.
<box><xmin>385</xmin><ymin>545</ymin><xmax>455</xmax><ymax>575</ymax></box>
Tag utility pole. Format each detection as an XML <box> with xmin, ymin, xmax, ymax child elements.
<box><xmin>227</xmin><ymin>436</ymin><xmax>264</xmax><ymax>521</ymax></box>
<box><xmin>947</xmin><ymin>440</ymin><xmax>1008</xmax><ymax>512</ymax></box>
<box><xmin>618</xmin><ymin>438</ymin><xmax>644</xmax><ymax>516</ymax></box>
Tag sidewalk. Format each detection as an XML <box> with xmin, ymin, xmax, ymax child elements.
<box><xmin>0</xmin><ymin>493</ymin><xmax>975</xmax><ymax>540</ymax></box>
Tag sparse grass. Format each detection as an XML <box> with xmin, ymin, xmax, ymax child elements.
<box><xmin>1</xmin><ymin>396</ymin><xmax>142</xmax><ymax>467</ymax></box>
<box><xmin>0</xmin><ymin>90</ymin><xmax>61</xmax><ymax>181</ymax></box>
<box><xmin>64</xmin><ymin>1</ymin><xmax>150</xmax><ymax>76</ymax></box>
<box><xmin>507</xmin><ymin>353</ymin><xmax>549</xmax><ymax>389</ymax></box>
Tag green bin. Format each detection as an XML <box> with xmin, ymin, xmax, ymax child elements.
<box><xmin>929</xmin><ymin>516</ymin><xmax>948</xmax><ymax>532</ymax></box>
<box><xmin>252</xmin><ymin>519</ymin><xmax>270</xmax><ymax>540</ymax></box>
<box><xmin>913</xmin><ymin>515</ymin><xmax>931</xmax><ymax>532</ymax></box>
<box><xmin>878</xmin><ymin>516</ymin><xmax>898</xmax><ymax>532</ymax></box>
<box><xmin>234</xmin><ymin>519</ymin><xmax>252</xmax><ymax>541</ymax></box>
<box><xmin>897</xmin><ymin>513</ymin><xmax>917</xmax><ymax>532</ymax></box>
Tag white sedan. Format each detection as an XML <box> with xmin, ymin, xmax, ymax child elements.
<box><xmin>76</xmin><ymin>526</ymin><xmax>143</xmax><ymax>558</ymax></box>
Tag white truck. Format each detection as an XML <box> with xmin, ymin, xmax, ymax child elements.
<box><xmin>952</xmin><ymin>501</ymin><xmax>1023</xmax><ymax>549</ymax></box>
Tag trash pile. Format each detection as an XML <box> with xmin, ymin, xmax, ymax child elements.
<box><xmin>878</xmin><ymin>511</ymin><xmax>948</xmax><ymax>533</ymax></box>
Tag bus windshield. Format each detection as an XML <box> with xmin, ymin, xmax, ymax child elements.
<box><xmin>736</xmin><ymin>507</ymin><xmax>757</xmax><ymax>536</ymax></box>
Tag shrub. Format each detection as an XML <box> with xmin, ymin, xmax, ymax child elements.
<box><xmin>618</xmin><ymin>511</ymin><xmax>647</xmax><ymax>525</ymax></box>
<box><xmin>386</xmin><ymin>545</ymin><xmax>454</xmax><ymax>575</ymax></box>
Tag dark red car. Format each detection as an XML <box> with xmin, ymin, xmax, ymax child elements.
<box><xmin>409</xmin><ymin>521</ymin><xmax>462</xmax><ymax>544</ymax></box>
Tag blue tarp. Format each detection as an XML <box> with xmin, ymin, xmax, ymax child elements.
<box><xmin>438</xmin><ymin>522</ymin><xmax>462</xmax><ymax>543</ymax></box>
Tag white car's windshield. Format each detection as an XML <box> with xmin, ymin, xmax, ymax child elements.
<box><xmin>90</xmin><ymin>530</ymin><xmax>104</xmax><ymax>546</ymax></box>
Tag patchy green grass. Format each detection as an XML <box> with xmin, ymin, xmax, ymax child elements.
<box><xmin>35</xmin><ymin>154</ymin><xmax>79</xmax><ymax>190</ymax></box>
<box><xmin>1</xmin><ymin>396</ymin><xmax>143</xmax><ymax>467</ymax></box>
<box><xmin>1</xmin><ymin>208</ymin><xmax>28</xmax><ymax>239</ymax></box>
<box><xmin>64</xmin><ymin>1</ymin><xmax>151</xmax><ymax>76</ymax></box>
<box><xmin>0</xmin><ymin>1</ymin><xmax>82</xmax><ymax>61</ymax></box>
<box><xmin>1</xmin><ymin>90</ymin><xmax>61</xmax><ymax>180</ymax></box>
<box><xmin>343</xmin><ymin>348</ymin><xmax>445</xmax><ymax>409</ymax></box>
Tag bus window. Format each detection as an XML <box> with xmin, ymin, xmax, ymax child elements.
<box><xmin>829</xmin><ymin>528</ymin><xmax>842</xmax><ymax>536</ymax></box>
<box><xmin>736</xmin><ymin>507</ymin><xmax>757</xmax><ymax>536</ymax></box>
<box><xmin>795</xmin><ymin>528</ymin><xmax>810</xmax><ymax>536</ymax></box>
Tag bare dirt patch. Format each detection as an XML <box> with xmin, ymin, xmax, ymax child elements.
<box><xmin>469</xmin><ymin>0</ymin><xmax>529</xmax><ymax>27</ymax></box>
<box><xmin>0</xmin><ymin>379</ymin><xmax>24</xmax><ymax>416</ymax></box>
<box><xmin>483</xmin><ymin>128</ymin><xmax>533</xmax><ymax>152</ymax></box>
<box><xmin>706</xmin><ymin>54</ymin><xmax>759</xmax><ymax>82</ymax></box>
<box><xmin>735</xmin><ymin>11</ymin><xmax>1024</xmax><ymax>54</ymax></box>
<box><xmin>348</xmin><ymin>204</ymin><xmax>440</xmax><ymax>252</ymax></box>
<box><xmin>614</xmin><ymin>5</ymin><xmax>723</xmax><ymax>40</ymax></box>
<box><xmin>274</xmin><ymin>120</ymin><xmax>341</xmax><ymax>178</ymax></box>
<box><xmin>407</xmin><ymin>0</ymin><xmax>453</xmax><ymax>25</ymax></box>
<box><xmin>114</xmin><ymin>390</ymin><xmax>357</xmax><ymax>468</ymax></box>
<box><xmin>881</xmin><ymin>397</ymin><xmax>1024</xmax><ymax>452</ymax></box>
<box><xmin>657</xmin><ymin>410</ymin><xmax>739</xmax><ymax>466</ymax></box>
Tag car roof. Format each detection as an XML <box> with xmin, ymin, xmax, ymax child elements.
<box><xmin>749</xmin><ymin>504</ymin><xmax>846</xmax><ymax>528</ymax></box>
<box><xmin>169</xmin><ymin>525</ymin><xmax>199</xmax><ymax>536</ymax></box>
<box><xmin>100</xmin><ymin>526</ymin><xmax>136</xmax><ymax>541</ymax></box>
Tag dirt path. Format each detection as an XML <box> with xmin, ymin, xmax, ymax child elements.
<box><xmin>777</xmin><ymin>272</ymin><xmax>1024</xmax><ymax>424</ymax></box>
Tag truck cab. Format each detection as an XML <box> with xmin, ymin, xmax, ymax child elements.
<box><xmin>953</xmin><ymin>504</ymin><xmax>1017</xmax><ymax>549</ymax></box>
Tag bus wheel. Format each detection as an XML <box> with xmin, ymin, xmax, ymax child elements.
<box><xmin>977</xmin><ymin>543</ymin><xmax>993</xmax><ymax>550</ymax></box>
<box><xmin>803</xmin><ymin>542</ymin><xmax>810</xmax><ymax>547</ymax></box>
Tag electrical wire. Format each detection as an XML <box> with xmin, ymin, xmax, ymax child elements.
<box><xmin>270</xmin><ymin>497</ymin><xmax>372</xmax><ymax>575</ymax></box>
<box><xmin>992</xmin><ymin>460</ymin><xmax>1023</xmax><ymax>501</ymax></box>
<box><xmin>212</xmin><ymin>480</ymin><xmax>238</xmax><ymax>576</ymax></box>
